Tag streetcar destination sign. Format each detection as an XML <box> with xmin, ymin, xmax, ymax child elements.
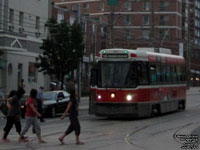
<box><xmin>102</xmin><ymin>54</ymin><xmax>128</xmax><ymax>58</ymax></box>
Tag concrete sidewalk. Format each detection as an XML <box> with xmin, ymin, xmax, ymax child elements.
<box><xmin>187</xmin><ymin>87</ymin><xmax>200</xmax><ymax>95</ymax></box>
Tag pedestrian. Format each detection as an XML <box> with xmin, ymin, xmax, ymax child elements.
<box><xmin>58</xmin><ymin>89</ymin><xmax>84</xmax><ymax>145</ymax></box>
<box><xmin>18</xmin><ymin>79</ymin><xmax>25</xmax><ymax>92</ymax></box>
<box><xmin>19</xmin><ymin>89</ymin><xmax>46</xmax><ymax>143</ymax></box>
<box><xmin>36</xmin><ymin>86</ymin><xmax>45</xmax><ymax>122</ymax></box>
<box><xmin>1</xmin><ymin>89</ymin><xmax>25</xmax><ymax>142</ymax></box>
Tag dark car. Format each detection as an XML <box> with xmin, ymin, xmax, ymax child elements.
<box><xmin>43</xmin><ymin>90</ymin><xmax>70</xmax><ymax>118</ymax></box>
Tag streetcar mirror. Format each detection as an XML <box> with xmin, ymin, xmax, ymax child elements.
<box><xmin>91</xmin><ymin>69</ymin><xmax>97</xmax><ymax>86</ymax></box>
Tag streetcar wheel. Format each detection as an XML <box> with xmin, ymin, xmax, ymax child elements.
<box><xmin>151</xmin><ymin>104</ymin><xmax>160</xmax><ymax>116</ymax></box>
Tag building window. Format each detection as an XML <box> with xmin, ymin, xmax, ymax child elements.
<box><xmin>36</xmin><ymin>16</ymin><xmax>40</xmax><ymax>30</ymax></box>
<box><xmin>124</xmin><ymin>15</ymin><xmax>132</xmax><ymax>25</ymax></box>
<box><xmin>99</xmin><ymin>2</ymin><xmax>104</xmax><ymax>11</ymax></box>
<box><xmin>9</xmin><ymin>9</ymin><xmax>14</xmax><ymax>24</ymax></box>
<box><xmin>160</xmin><ymin>15</ymin><xmax>169</xmax><ymax>25</ymax></box>
<box><xmin>28</xmin><ymin>62</ymin><xmax>37</xmax><ymax>83</ymax></box>
<box><xmin>142</xmin><ymin>15</ymin><xmax>150</xmax><ymax>25</ymax></box>
<box><xmin>142</xmin><ymin>30</ymin><xmax>150</xmax><ymax>39</ymax></box>
<box><xmin>57</xmin><ymin>12</ymin><xmax>64</xmax><ymax>23</ymax></box>
<box><xmin>101</xmin><ymin>27</ymin><xmax>106</xmax><ymax>38</ymax></box>
<box><xmin>70</xmin><ymin>15</ymin><xmax>75</xmax><ymax>25</ymax></box>
<box><xmin>99</xmin><ymin>16</ymin><xmax>103</xmax><ymax>22</ymax></box>
<box><xmin>19</xmin><ymin>12</ymin><xmax>24</xmax><ymax>26</ymax></box>
<box><xmin>124</xmin><ymin>30</ymin><xmax>132</xmax><ymax>40</ymax></box>
<box><xmin>72</xmin><ymin>4</ymin><xmax>78</xmax><ymax>11</ymax></box>
<box><xmin>143</xmin><ymin>1</ymin><xmax>150</xmax><ymax>11</ymax></box>
<box><xmin>160</xmin><ymin>1</ymin><xmax>169</xmax><ymax>11</ymax></box>
<box><xmin>124</xmin><ymin>1</ymin><xmax>132</xmax><ymax>11</ymax></box>
<box><xmin>83</xmin><ymin>3</ymin><xmax>89</xmax><ymax>10</ymax></box>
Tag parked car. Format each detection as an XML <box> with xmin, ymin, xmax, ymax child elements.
<box><xmin>43</xmin><ymin>90</ymin><xmax>70</xmax><ymax>118</ymax></box>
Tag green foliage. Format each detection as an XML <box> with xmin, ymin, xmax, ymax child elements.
<box><xmin>36</xmin><ymin>18</ymin><xmax>84</xmax><ymax>82</ymax></box>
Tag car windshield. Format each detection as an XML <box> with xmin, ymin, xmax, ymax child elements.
<box><xmin>99</xmin><ymin>62</ymin><xmax>137</xmax><ymax>88</ymax></box>
<box><xmin>43</xmin><ymin>92</ymin><xmax>57</xmax><ymax>101</ymax></box>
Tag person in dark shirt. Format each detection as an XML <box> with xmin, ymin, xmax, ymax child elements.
<box><xmin>36</xmin><ymin>86</ymin><xmax>45</xmax><ymax>122</ymax></box>
<box><xmin>1</xmin><ymin>89</ymin><xmax>25</xmax><ymax>142</ymax></box>
<box><xmin>58</xmin><ymin>89</ymin><xmax>83</xmax><ymax>145</ymax></box>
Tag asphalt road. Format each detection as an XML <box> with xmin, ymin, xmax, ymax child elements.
<box><xmin>1</xmin><ymin>93</ymin><xmax>200</xmax><ymax>150</ymax></box>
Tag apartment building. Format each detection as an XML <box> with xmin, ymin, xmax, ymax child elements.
<box><xmin>0</xmin><ymin>0</ymin><xmax>51</xmax><ymax>95</ymax></box>
<box><xmin>53</xmin><ymin>0</ymin><xmax>200</xmax><ymax>86</ymax></box>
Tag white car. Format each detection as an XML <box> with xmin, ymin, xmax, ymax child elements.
<box><xmin>43</xmin><ymin>90</ymin><xmax>70</xmax><ymax>117</ymax></box>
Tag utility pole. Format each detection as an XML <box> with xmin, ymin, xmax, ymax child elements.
<box><xmin>186</xmin><ymin>1</ymin><xmax>191</xmax><ymax>88</ymax></box>
<box><xmin>151</xmin><ymin>0</ymin><xmax>155</xmax><ymax>49</ymax></box>
<box><xmin>92</xmin><ymin>24</ymin><xmax>97</xmax><ymax>64</ymax></box>
<box><xmin>110</xmin><ymin>5</ymin><xmax>114</xmax><ymax>48</ymax></box>
<box><xmin>77</xmin><ymin>3</ymin><xmax>82</xmax><ymax>102</ymax></box>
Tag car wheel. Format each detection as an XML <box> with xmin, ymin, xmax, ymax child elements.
<box><xmin>51</xmin><ymin>107</ymin><xmax>56</xmax><ymax>118</ymax></box>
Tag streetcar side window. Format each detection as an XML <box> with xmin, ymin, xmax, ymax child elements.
<box><xmin>156</xmin><ymin>64</ymin><xmax>162</xmax><ymax>83</ymax></box>
<box><xmin>177</xmin><ymin>65</ymin><xmax>181</xmax><ymax>82</ymax></box>
<box><xmin>137</xmin><ymin>62</ymin><xmax>148</xmax><ymax>85</ymax></box>
<box><xmin>149</xmin><ymin>63</ymin><xmax>157</xmax><ymax>84</ymax></box>
<box><xmin>161</xmin><ymin>65</ymin><xmax>167</xmax><ymax>83</ymax></box>
<box><xmin>166</xmin><ymin>65</ymin><xmax>171</xmax><ymax>83</ymax></box>
<box><xmin>173</xmin><ymin>65</ymin><xmax>178</xmax><ymax>83</ymax></box>
<box><xmin>170</xmin><ymin>65</ymin><xmax>174</xmax><ymax>83</ymax></box>
<box><xmin>180</xmin><ymin>66</ymin><xmax>186</xmax><ymax>82</ymax></box>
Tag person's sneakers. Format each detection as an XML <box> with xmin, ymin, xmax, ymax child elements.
<box><xmin>38</xmin><ymin>140</ymin><xmax>46</xmax><ymax>144</ymax></box>
<box><xmin>58</xmin><ymin>138</ymin><xmax>65</xmax><ymax>145</ymax></box>
<box><xmin>1</xmin><ymin>138</ymin><xmax>10</xmax><ymax>143</ymax></box>
<box><xmin>19</xmin><ymin>136</ymin><xmax>29</xmax><ymax>143</ymax></box>
<box><xmin>76</xmin><ymin>141</ymin><xmax>84</xmax><ymax>145</ymax></box>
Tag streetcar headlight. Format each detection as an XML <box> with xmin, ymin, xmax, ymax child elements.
<box><xmin>97</xmin><ymin>94</ymin><xmax>102</xmax><ymax>100</ymax></box>
<box><xmin>111</xmin><ymin>93</ymin><xmax>115</xmax><ymax>98</ymax></box>
<box><xmin>126</xmin><ymin>94</ymin><xmax>132</xmax><ymax>101</ymax></box>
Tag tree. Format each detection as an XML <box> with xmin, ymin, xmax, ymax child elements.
<box><xmin>36</xmin><ymin>18</ymin><xmax>84</xmax><ymax>89</ymax></box>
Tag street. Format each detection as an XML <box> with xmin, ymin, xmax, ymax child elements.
<box><xmin>0</xmin><ymin>90</ymin><xmax>200</xmax><ymax>150</ymax></box>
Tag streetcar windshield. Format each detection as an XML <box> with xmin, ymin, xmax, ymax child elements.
<box><xmin>99</xmin><ymin>62</ymin><xmax>137</xmax><ymax>88</ymax></box>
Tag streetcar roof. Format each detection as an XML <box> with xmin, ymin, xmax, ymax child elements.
<box><xmin>97</xmin><ymin>48</ymin><xmax>185</xmax><ymax>64</ymax></box>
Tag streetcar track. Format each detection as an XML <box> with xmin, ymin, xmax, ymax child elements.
<box><xmin>124</xmin><ymin>120</ymin><xmax>171</xmax><ymax>149</ymax></box>
<box><xmin>172</xmin><ymin>121</ymin><xmax>200</xmax><ymax>144</ymax></box>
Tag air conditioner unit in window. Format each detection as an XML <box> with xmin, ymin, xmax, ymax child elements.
<box><xmin>19</xmin><ymin>27</ymin><xmax>24</xmax><ymax>33</ymax></box>
<box><xmin>8</xmin><ymin>24</ymin><xmax>14</xmax><ymax>32</ymax></box>
<box><xmin>35</xmin><ymin>32</ymin><xmax>41</xmax><ymax>38</ymax></box>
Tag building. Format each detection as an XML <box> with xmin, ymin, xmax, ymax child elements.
<box><xmin>53</xmin><ymin>0</ymin><xmax>200</xmax><ymax>87</ymax></box>
<box><xmin>0</xmin><ymin>0</ymin><xmax>52</xmax><ymax>96</ymax></box>
<box><xmin>183</xmin><ymin>0</ymin><xmax>200</xmax><ymax>86</ymax></box>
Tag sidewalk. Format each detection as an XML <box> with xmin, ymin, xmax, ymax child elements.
<box><xmin>187</xmin><ymin>87</ymin><xmax>200</xmax><ymax>95</ymax></box>
<box><xmin>79</xmin><ymin>96</ymin><xmax>89</xmax><ymax>110</ymax></box>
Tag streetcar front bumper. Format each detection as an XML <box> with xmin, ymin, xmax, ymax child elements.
<box><xmin>93</xmin><ymin>102</ymin><xmax>151</xmax><ymax>118</ymax></box>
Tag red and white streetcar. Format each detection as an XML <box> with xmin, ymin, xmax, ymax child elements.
<box><xmin>89</xmin><ymin>48</ymin><xmax>186</xmax><ymax>117</ymax></box>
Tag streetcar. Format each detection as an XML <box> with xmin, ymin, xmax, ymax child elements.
<box><xmin>89</xmin><ymin>48</ymin><xmax>186</xmax><ymax>117</ymax></box>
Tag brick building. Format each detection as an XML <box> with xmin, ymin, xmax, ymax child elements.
<box><xmin>53</xmin><ymin>0</ymin><xmax>200</xmax><ymax>86</ymax></box>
